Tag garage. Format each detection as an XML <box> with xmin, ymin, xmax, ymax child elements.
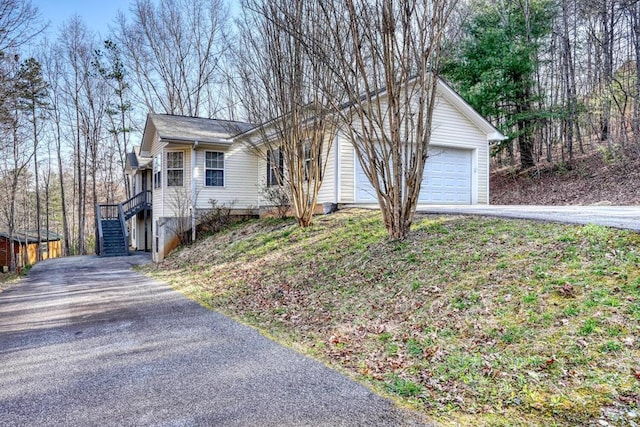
<box><xmin>355</xmin><ymin>146</ymin><xmax>473</xmax><ymax>204</ymax></box>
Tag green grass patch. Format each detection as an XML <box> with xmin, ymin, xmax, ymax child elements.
<box><xmin>143</xmin><ymin>209</ymin><xmax>640</xmax><ymax>426</ymax></box>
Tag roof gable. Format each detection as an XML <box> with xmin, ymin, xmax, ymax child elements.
<box><xmin>435</xmin><ymin>78</ymin><xmax>505</xmax><ymax>141</ymax></box>
<box><xmin>125</xmin><ymin>146</ymin><xmax>152</xmax><ymax>172</ymax></box>
<box><xmin>140</xmin><ymin>114</ymin><xmax>255</xmax><ymax>154</ymax></box>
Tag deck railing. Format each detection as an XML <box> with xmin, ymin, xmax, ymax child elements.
<box><xmin>122</xmin><ymin>190</ymin><xmax>152</xmax><ymax>220</ymax></box>
<box><xmin>97</xmin><ymin>204</ymin><xmax>120</xmax><ymax>220</ymax></box>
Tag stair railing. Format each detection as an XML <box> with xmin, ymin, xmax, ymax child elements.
<box><xmin>118</xmin><ymin>203</ymin><xmax>130</xmax><ymax>256</ymax></box>
<box><xmin>96</xmin><ymin>203</ymin><xmax>124</xmax><ymax>256</ymax></box>
<box><xmin>122</xmin><ymin>190</ymin><xmax>152</xmax><ymax>220</ymax></box>
<box><xmin>95</xmin><ymin>205</ymin><xmax>104</xmax><ymax>256</ymax></box>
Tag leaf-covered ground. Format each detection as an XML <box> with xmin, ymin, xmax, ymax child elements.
<box><xmin>143</xmin><ymin>209</ymin><xmax>640</xmax><ymax>426</ymax></box>
<box><xmin>491</xmin><ymin>149</ymin><xmax>640</xmax><ymax>206</ymax></box>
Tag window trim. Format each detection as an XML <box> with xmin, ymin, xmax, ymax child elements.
<box><xmin>303</xmin><ymin>142</ymin><xmax>322</xmax><ymax>181</ymax></box>
<box><xmin>204</xmin><ymin>151</ymin><xmax>225</xmax><ymax>187</ymax></box>
<box><xmin>166</xmin><ymin>151</ymin><xmax>184</xmax><ymax>187</ymax></box>
<box><xmin>266</xmin><ymin>148</ymin><xmax>284</xmax><ymax>186</ymax></box>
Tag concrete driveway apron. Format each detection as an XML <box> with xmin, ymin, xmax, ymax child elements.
<box><xmin>0</xmin><ymin>254</ymin><xmax>427</xmax><ymax>427</ymax></box>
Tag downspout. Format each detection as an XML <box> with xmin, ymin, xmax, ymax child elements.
<box><xmin>252</xmin><ymin>136</ymin><xmax>261</xmax><ymax>211</ymax></box>
<box><xmin>191</xmin><ymin>141</ymin><xmax>198</xmax><ymax>243</ymax></box>
<box><xmin>334</xmin><ymin>133</ymin><xmax>340</xmax><ymax>204</ymax></box>
<box><xmin>486</xmin><ymin>137</ymin><xmax>491</xmax><ymax>205</ymax></box>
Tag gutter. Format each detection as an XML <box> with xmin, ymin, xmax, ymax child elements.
<box><xmin>160</xmin><ymin>136</ymin><xmax>233</xmax><ymax>145</ymax></box>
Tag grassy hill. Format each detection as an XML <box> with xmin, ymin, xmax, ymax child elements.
<box><xmin>144</xmin><ymin>209</ymin><xmax>640</xmax><ymax>426</ymax></box>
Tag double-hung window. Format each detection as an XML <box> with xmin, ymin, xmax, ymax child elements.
<box><xmin>266</xmin><ymin>148</ymin><xmax>283</xmax><ymax>186</ymax></box>
<box><xmin>205</xmin><ymin>151</ymin><xmax>224</xmax><ymax>187</ymax></box>
<box><xmin>303</xmin><ymin>143</ymin><xmax>322</xmax><ymax>181</ymax></box>
<box><xmin>166</xmin><ymin>151</ymin><xmax>184</xmax><ymax>187</ymax></box>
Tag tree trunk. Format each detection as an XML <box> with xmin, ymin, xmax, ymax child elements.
<box><xmin>56</xmin><ymin>119</ymin><xmax>70</xmax><ymax>257</ymax></box>
<box><xmin>31</xmin><ymin>104</ymin><xmax>42</xmax><ymax>262</ymax></box>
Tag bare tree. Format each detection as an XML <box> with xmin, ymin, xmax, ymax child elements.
<box><xmin>315</xmin><ymin>0</ymin><xmax>457</xmax><ymax>239</ymax></box>
<box><xmin>93</xmin><ymin>40</ymin><xmax>133</xmax><ymax>200</ymax></box>
<box><xmin>236</xmin><ymin>0</ymin><xmax>339</xmax><ymax>227</ymax></box>
<box><xmin>560</xmin><ymin>0</ymin><xmax>580</xmax><ymax>162</ymax></box>
<box><xmin>624</xmin><ymin>0</ymin><xmax>640</xmax><ymax>156</ymax></box>
<box><xmin>41</xmin><ymin>41</ymin><xmax>71</xmax><ymax>256</ymax></box>
<box><xmin>165</xmin><ymin>186</ymin><xmax>198</xmax><ymax>246</ymax></box>
<box><xmin>114</xmin><ymin>0</ymin><xmax>229</xmax><ymax>117</ymax></box>
<box><xmin>0</xmin><ymin>56</ymin><xmax>33</xmax><ymax>270</ymax></box>
<box><xmin>0</xmin><ymin>0</ymin><xmax>44</xmax><ymax>54</ymax></box>
<box><xmin>59</xmin><ymin>17</ymin><xmax>104</xmax><ymax>254</ymax></box>
<box><xmin>0</xmin><ymin>0</ymin><xmax>45</xmax><ymax>270</ymax></box>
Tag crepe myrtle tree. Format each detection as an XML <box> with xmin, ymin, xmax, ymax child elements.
<box><xmin>236</xmin><ymin>0</ymin><xmax>339</xmax><ymax>227</ymax></box>
<box><xmin>313</xmin><ymin>0</ymin><xmax>458</xmax><ymax>239</ymax></box>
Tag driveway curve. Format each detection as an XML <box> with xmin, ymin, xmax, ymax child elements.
<box><xmin>0</xmin><ymin>254</ymin><xmax>426</xmax><ymax>427</ymax></box>
<box><xmin>417</xmin><ymin>205</ymin><xmax>640</xmax><ymax>232</ymax></box>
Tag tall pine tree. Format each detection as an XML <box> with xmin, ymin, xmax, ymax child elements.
<box><xmin>443</xmin><ymin>0</ymin><xmax>555</xmax><ymax>169</ymax></box>
<box><xmin>16</xmin><ymin>57</ymin><xmax>48</xmax><ymax>260</ymax></box>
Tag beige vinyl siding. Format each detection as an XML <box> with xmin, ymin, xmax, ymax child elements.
<box><xmin>149</xmin><ymin>145</ymin><xmax>191</xmax><ymax>226</ymax></box>
<box><xmin>430</xmin><ymin>95</ymin><xmax>489</xmax><ymax>204</ymax></box>
<box><xmin>339</xmin><ymin>132</ymin><xmax>355</xmax><ymax>203</ymax></box>
<box><xmin>150</xmin><ymin>143</ymin><xmax>165</xmax><ymax>229</ymax></box>
<box><xmin>151</xmin><ymin>149</ymin><xmax>163</xmax><ymax>228</ymax></box>
<box><xmin>161</xmin><ymin>146</ymin><xmax>192</xmax><ymax>217</ymax></box>
<box><xmin>338</xmin><ymin>91</ymin><xmax>491</xmax><ymax>205</ymax></box>
<box><xmin>316</xmin><ymin>133</ymin><xmax>338</xmax><ymax>203</ymax></box>
<box><xmin>255</xmin><ymin>136</ymin><xmax>336</xmax><ymax>206</ymax></box>
<box><xmin>256</xmin><ymin>146</ymin><xmax>269</xmax><ymax>207</ymax></box>
<box><xmin>194</xmin><ymin>142</ymin><xmax>259</xmax><ymax>209</ymax></box>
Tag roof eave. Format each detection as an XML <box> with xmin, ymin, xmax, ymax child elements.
<box><xmin>488</xmin><ymin>132</ymin><xmax>508</xmax><ymax>141</ymax></box>
<box><xmin>139</xmin><ymin>114</ymin><xmax>156</xmax><ymax>157</ymax></box>
<box><xmin>159</xmin><ymin>136</ymin><xmax>234</xmax><ymax>146</ymax></box>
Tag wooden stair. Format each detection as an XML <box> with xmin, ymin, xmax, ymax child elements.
<box><xmin>96</xmin><ymin>191</ymin><xmax>151</xmax><ymax>257</ymax></box>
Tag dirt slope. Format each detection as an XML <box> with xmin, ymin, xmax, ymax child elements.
<box><xmin>490</xmin><ymin>151</ymin><xmax>640</xmax><ymax>205</ymax></box>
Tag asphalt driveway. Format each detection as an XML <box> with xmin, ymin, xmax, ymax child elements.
<box><xmin>417</xmin><ymin>205</ymin><xmax>640</xmax><ymax>232</ymax></box>
<box><xmin>0</xmin><ymin>254</ymin><xmax>426</xmax><ymax>427</ymax></box>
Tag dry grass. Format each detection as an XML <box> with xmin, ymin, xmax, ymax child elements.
<box><xmin>0</xmin><ymin>271</ymin><xmax>23</xmax><ymax>292</ymax></box>
<box><xmin>144</xmin><ymin>209</ymin><xmax>640</xmax><ymax>426</ymax></box>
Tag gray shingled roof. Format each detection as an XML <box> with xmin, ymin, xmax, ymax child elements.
<box><xmin>126</xmin><ymin>151</ymin><xmax>138</xmax><ymax>169</ymax></box>
<box><xmin>0</xmin><ymin>230</ymin><xmax>62</xmax><ymax>244</ymax></box>
<box><xmin>150</xmin><ymin>114</ymin><xmax>255</xmax><ymax>143</ymax></box>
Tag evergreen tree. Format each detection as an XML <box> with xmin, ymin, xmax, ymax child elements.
<box><xmin>93</xmin><ymin>39</ymin><xmax>132</xmax><ymax>199</ymax></box>
<box><xmin>443</xmin><ymin>0</ymin><xmax>555</xmax><ymax>169</ymax></box>
<box><xmin>16</xmin><ymin>57</ymin><xmax>49</xmax><ymax>260</ymax></box>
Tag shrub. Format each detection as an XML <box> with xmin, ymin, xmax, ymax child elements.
<box><xmin>261</xmin><ymin>185</ymin><xmax>290</xmax><ymax>219</ymax></box>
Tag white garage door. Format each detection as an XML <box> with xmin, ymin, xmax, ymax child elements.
<box><xmin>355</xmin><ymin>146</ymin><xmax>472</xmax><ymax>204</ymax></box>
